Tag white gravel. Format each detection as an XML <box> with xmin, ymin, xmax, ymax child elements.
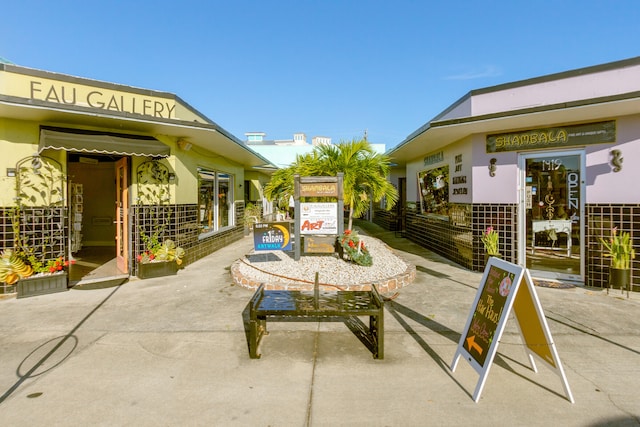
<box><xmin>237</xmin><ymin>235</ymin><xmax>409</xmax><ymax>287</ymax></box>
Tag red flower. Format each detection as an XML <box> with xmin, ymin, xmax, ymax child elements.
<box><xmin>344</xmin><ymin>230</ymin><xmax>352</xmax><ymax>235</ymax></box>
<box><xmin>348</xmin><ymin>241</ymin><xmax>355</xmax><ymax>248</ymax></box>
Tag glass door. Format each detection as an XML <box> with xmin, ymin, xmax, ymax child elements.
<box><xmin>519</xmin><ymin>151</ymin><xmax>584</xmax><ymax>282</ymax></box>
<box><xmin>217</xmin><ymin>173</ymin><xmax>232</xmax><ymax>228</ymax></box>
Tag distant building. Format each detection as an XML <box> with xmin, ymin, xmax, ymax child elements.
<box><xmin>245</xmin><ymin>132</ymin><xmax>385</xmax><ymax>168</ymax></box>
<box><xmin>245</xmin><ymin>131</ymin><xmax>266</xmax><ymax>143</ymax></box>
<box><xmin>312</xmin><ymin>136</ymin><xmax>332</xmax><ymax>146</ymax></box>
<box><xmin>245</xmin><ymin>132</ymin><xmax>317</xmax><ymax>146</ymax></box>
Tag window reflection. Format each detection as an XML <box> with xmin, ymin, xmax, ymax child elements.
<box><xmin>198</xmin><ymin>168</ymin><xmax>233</xmax><ymax>232</ymax></box>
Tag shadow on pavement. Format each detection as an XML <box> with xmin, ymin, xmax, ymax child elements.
<box><xmin>0</xmin><ymin>284</ymin><xmax>123</xmax><ymax>404</ymax></box>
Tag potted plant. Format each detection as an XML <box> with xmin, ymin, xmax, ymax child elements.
<box><xmin>481</xmin><ymin>226</ymin><xmax>500</xmax><ymax>265</ymax></box>
<box><xmin>0</xmin><ymin>155</ymin><xmax>69</xmax><ymax>297</ymax></box>
<box><xmin>337</xmin><ymin>229</ymin><xmax>373</xmax><ymax>266</ymax></box>
<box><xmin>600</xmin><ymin>227</ymin><xmax>636</xmax><ymax>292</ymax></box>
<box><xmin>243</xmin><ymin>202</ymin><xmax>262</xmax><ymax>235</ymax></box>
<box><xmin>0</xmin><ymin>249</ymin><xmax>73</xmax><ymax>298</ymax></box>
<box><xmin>1</xmin><ymin>202</ymin><xmax>73</xmax><ymax>298</ymax></box>
<box><xmin>137</xmin><ymin>238</ymin><xmax>185</xmax><ymax>279</ymax></box>
<box><xmin>0</xmin><ymin>249</ymin><xmax>34</xmax><ymax>287</ymax></box>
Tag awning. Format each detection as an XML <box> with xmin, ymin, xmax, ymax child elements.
<box><xmin>39</xmin><ymin>129</ymin><xmax>170</xmax><ymax>157</ymax></box>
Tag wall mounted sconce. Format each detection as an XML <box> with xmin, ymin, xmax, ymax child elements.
<box><xmin>31</xmin><ymin>155</ymin><xmax>42</xmax><ymax>175</ymax></box>
<box><xmin>6</xmin><ymin>168</ymin><xmax>16</xmax><ymax>177</ymax></box>
<box><xmin>168</xmin><ymin>173</ymin><xmax>176</xmax><ymax>182</ymax></box>
<box><xmin>610</xmin><ymin>149</ymin><xmax>623</xmax><ymax>172</ymax></box>
<box><xmin>177</xmin><ymin>138</ymin><xmax>192</xmax><ymax>151</ymax></box>
<box><xmin>488</xmin><ymin>158</ymin><xmax>497</xmax><ymax>177</ymax></box>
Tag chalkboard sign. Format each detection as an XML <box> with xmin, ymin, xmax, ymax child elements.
<box><xmin>463</xmin><ymin>263</ymin><xmax>516</xmax><ymax>368</ymax></box>
<box><xmin>450</xmin><ymin>257</ymin><xmax>574</xmax><ymax>403</ymax></box>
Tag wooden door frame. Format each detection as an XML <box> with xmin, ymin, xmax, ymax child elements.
<box><xmin>115</xmin><ymin>157</ymin><xmax>130</xmax><ymax>274</ymax></box>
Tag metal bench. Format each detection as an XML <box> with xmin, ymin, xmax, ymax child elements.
<box><xmin>246</xmin><ymin>280</ymin><xmax>384</xmax><ymax>359</ymax></box>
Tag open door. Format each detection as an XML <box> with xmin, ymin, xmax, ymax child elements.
<box><xmin>115</xmin><ymin>157</ymin><xmax>129</xmax><ymax>273</ymax></box>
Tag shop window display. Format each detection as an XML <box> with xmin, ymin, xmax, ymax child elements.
<box><xmin>198</xmin><ymin>168</ymin><xmax>234</xmax><ymax>233</ymax></box>
<box><xmin>418</xmin><ymin>165</ymin><xmax>449</xmax><ymax>217</ymax></box>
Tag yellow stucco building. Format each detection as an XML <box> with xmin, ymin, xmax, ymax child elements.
<box><xmin>0</xmin><ymin>62</ymin><xmax>274</xmax><ymax>294</ymax></box>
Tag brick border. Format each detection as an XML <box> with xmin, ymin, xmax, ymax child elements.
<box><xmin>230</xmin><ymin>252</ymin><xmax>416</xmax><ymax>294</ymax></box>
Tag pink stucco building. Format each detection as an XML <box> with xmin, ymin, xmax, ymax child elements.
<box><xmin>383</xmin><ymin>57</ymin><xmax>639</xmax><ymax>289</ymax></box>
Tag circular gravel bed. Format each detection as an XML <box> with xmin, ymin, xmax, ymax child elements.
<box><xmin>230</xmin><ymin>235</ymin><xmax>416</xmax><ymax>293</ymax></box>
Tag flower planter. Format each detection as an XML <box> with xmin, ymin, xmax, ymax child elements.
<box><xmin>137</xmin><ymin>261</ymin><xmax>178</xmax><ymax>279</ymax></box>
<box><xmin>17</xmin><ymin>272</ymin><xmax>68</xmax><ymax>299</ymax></box>
<box><xmin>608</xmin><ymin>267</ymin><xmax>631</xmax><ymax>291</ymax></box>
<box><xmin>483</xmin><ymin>253</ymin><xmax>501</xmax><ymax>267</ymax></box>
<box><xmin>1</xmin><ymin>282</ymin><xmax>17</xmax><ymax>295</ymax></box>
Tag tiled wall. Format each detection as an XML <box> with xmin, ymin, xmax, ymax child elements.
<box><xmin>0</xmin><ymin>207</ymin><xmax>67</xmax><ymax>294</ymax></box>
<box><xmin>405</xmin><ymin>206</ymin><xmax>474</xmax><ymax>270</ymax></box>
<box><xmin>0</xmin><ymin>203</ymin><xmax>246</xmax><ymax>287</ymax></box>
<box><xmin>377</xmin><ymin>203</ymin><xmax>638</xmax><ymax>290</ymax></box>
<box><xmin>471</xmin><ymin>204</ymin><xmax>518</xmax><ymax>271</ymax></box>
<box><xmin>372</xmin><ymin>209</ymin><xmax>398</xmax><ymax>231</ymax></box>
<box><xmin>586</xmin><ymin>204</ymin><xmax>639</xmax><ymax>289</ymax></box>
<box><xmin>387</xmin><ymin>204</ymin><xmax>518</xmax><ymax>272</ymax></box>
<box><xmin>132</xmin><ymin>202</ymin><xmax>245</xmax><ymax>276</ymax></box>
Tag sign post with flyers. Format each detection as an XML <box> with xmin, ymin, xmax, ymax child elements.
<box><xmin>293</xmin><ymin>173</ymin><xmax>344</xmax><ymax>261</ymax></box>
<box><xmin>450</xmin><ymin>257</ymin><xmax>574</xmax><ymax>403</ymax></box>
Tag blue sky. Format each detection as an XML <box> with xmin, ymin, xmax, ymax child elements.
<box><xmin>2</xmin><ymin>1</ymin><xmax>639</xmax><ymax>149</ymax></box>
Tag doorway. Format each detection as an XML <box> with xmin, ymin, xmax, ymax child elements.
<box><xmin>519</xmin><ymin>150</ymin><xmax>585</xmax><ymax>282</ymax></box>
<box><xmin>396</xmin><ymin>177</ymin><xmax>406</xmax><ymax>236</ymax></box>
<box><xmin>67</xmin><ymin>154</ymin><xmax>130</xmax><ymax>287</ymax></box>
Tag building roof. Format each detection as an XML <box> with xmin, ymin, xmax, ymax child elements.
<box><xmin>388</xmin><ymin>56</ymin><xmax>640</xmax><ymax>165</ymax></box>
<box><xmin>0</xmin><ymin>63</ymin><xmax>276</xmax><ymax>170</ymax></box>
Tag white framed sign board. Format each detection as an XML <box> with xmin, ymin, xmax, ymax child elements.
<box><xmin>450</xmin><ymin>257</ymin><xmax>574</xmax><ymax>403</ymax></box>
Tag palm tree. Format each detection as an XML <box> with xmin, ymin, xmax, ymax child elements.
<box><xmin>264</xmin><ymin>139</ymin><xmax>398</xmax><ymax>230</ymax></box>
<box><xmin>315</xmin><ymin>139</ymin><xmax>398</xmax><ymax>229</ymax></box>
<box><xmin>264</xmin><ymin>151</ymin><xmax>319</xmax><ymax>211</ymax></box>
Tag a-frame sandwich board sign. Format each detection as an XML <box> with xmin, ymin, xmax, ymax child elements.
<box><xmin>450</xmin><ymin>256</ymin><xmax>574</xmax><ymax>403</ymax></box>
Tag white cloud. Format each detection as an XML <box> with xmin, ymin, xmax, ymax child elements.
<box><xmin>444</xmin><ymin>65</ymin><xmax>502</xmax><ymax>80</ymax></box>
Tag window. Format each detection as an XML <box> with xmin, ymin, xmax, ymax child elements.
<box><xmin>417</xmin><ymin>165</ymin><xmax>449</xmax><ymax>216</ymax></box>
<box><xmin>198</xmin><ymin>168</ymin><xmax>234</xmax><ymax>233</ymax></box>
